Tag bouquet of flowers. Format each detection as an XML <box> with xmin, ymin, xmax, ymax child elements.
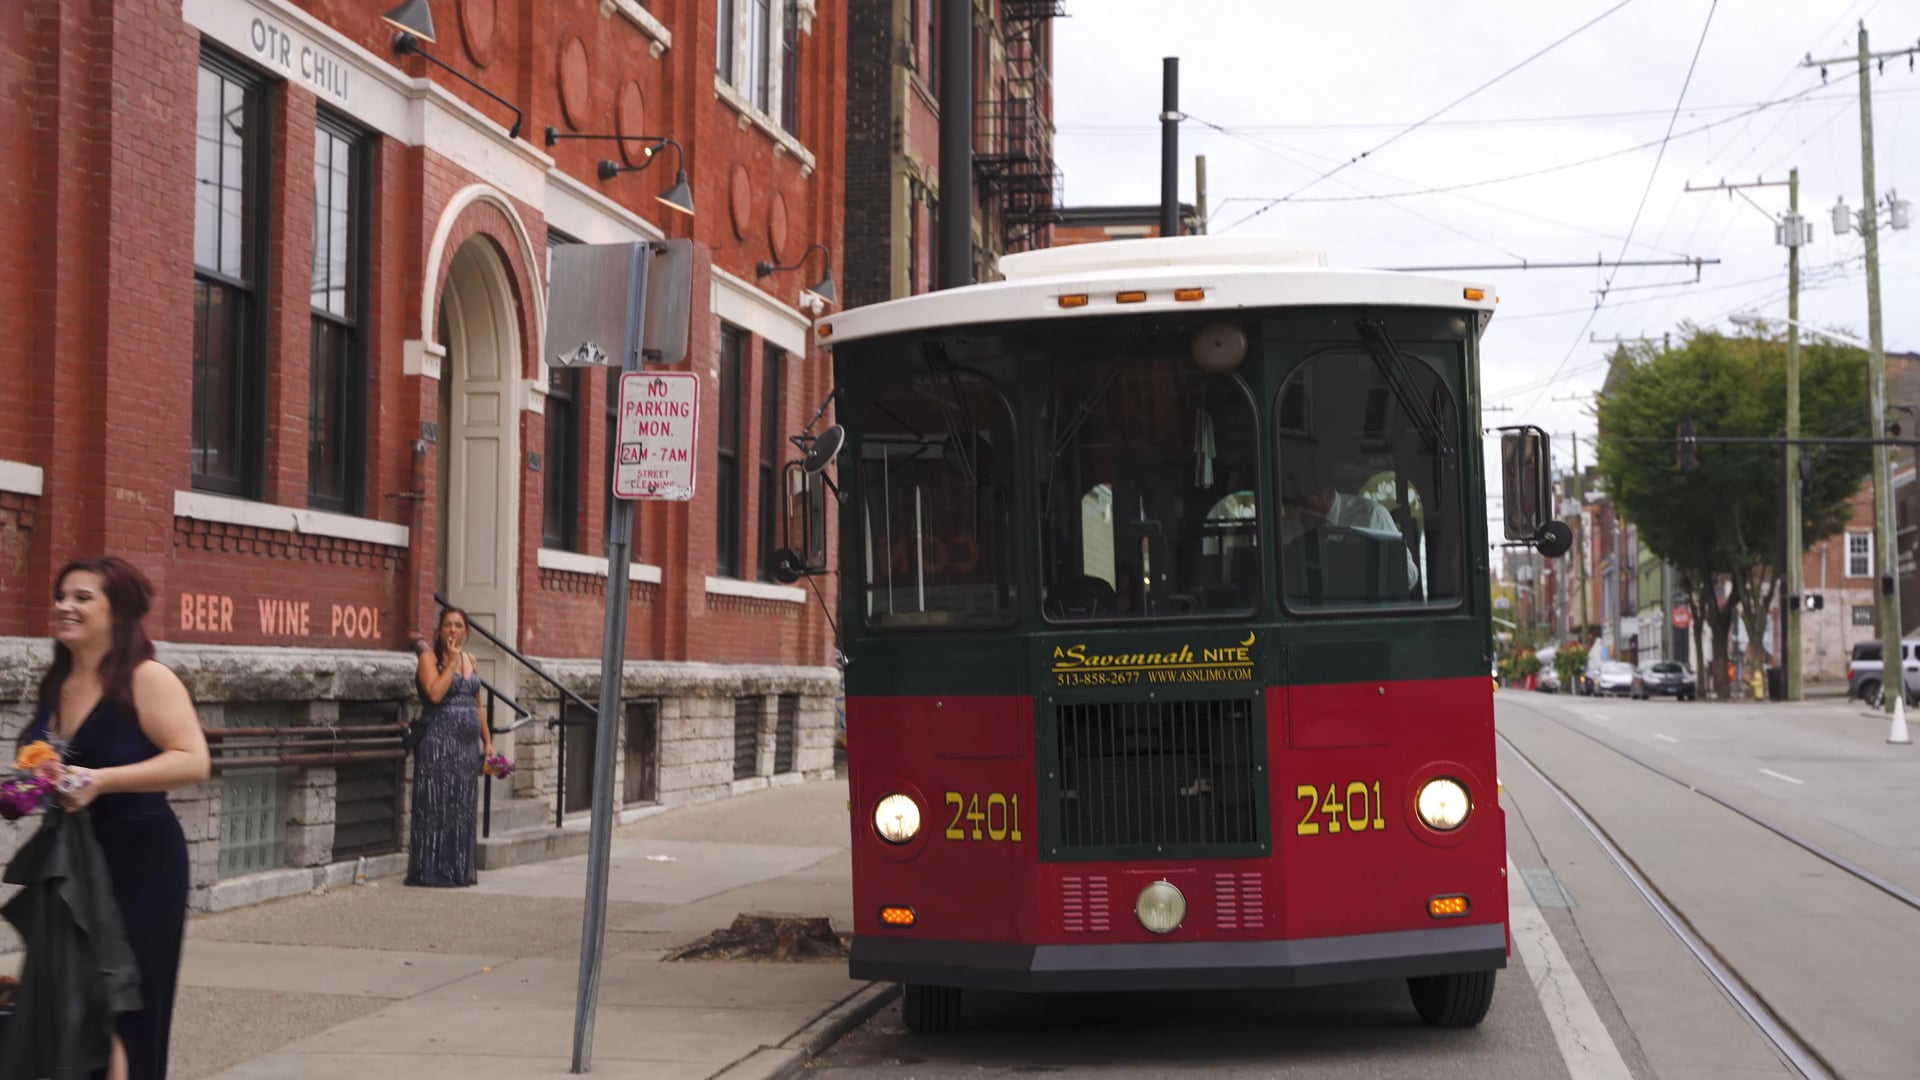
<box><xmin>0</xmin><ymin>739</ymin><xmax>77</xmax><ymax>821</ymax></box>
<box><xmin>482</xmin><ymin>754</ymin><xmax>516</xmax><ymax>779</ymax></box>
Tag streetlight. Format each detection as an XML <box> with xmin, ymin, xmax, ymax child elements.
<box><xmin>1729</xmin><ymin>309</ymin><xmax>1907</xmax><ymax>742</ymax></box>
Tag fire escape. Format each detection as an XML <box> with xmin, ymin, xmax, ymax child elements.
<box><xmin>974</xmin><ymin>1</ymin><xmax>1064</xmax><ymax>254</ymax></box>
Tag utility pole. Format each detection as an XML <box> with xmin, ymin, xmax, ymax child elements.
<box><xmin>1805</xmin><ymin>24</ymin><xmax>1913</xmax><ymax>717</ymax></box>
<box><xmin>1160</xmin><ymin>58</ymin><xmax>1180</xmax><ymax>237</ymax></box>
<box><xmin>1195</xmin><ymin>155</ymin><xmax>1209</xmax><ymax>235</ymax></box>
<box><xmin>1685</xmin><ymin>171</ymin><xmax>1802</xmax><ymax>700</ymax></box>
<box><xmin>937</xmin><ymin>0</ymin><xmax>972</xmax><ymax>290</ymax></box>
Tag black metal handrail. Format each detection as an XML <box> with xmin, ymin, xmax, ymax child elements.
<box><xmin>437</xmin><ymin>593</ymin><xmax>602</xmax><ymax>831</ymax></box>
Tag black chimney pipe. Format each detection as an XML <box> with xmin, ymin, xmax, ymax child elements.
<box><xmin>1160</xmin><ymin>57</ymin><xmax>1180</xmax><ymax>237</ymax></box>
<box><xmin>938</xmin><ymin>0</ymin><xmax>974</xmax><ymax>289</ymax></box>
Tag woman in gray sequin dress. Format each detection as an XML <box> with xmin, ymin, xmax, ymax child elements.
<box><xmin>406</xmin><ymin>607</ymin><xmax>493</xmax><ymax>888</ymax></box>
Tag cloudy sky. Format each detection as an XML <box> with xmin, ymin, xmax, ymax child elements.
<box><xmin>1052</xmin><ymin>0</ymin><xmax>1920</xmax><ymax>530</ymax></box>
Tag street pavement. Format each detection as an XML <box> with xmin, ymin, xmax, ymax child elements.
<box><xmin>814</xmin><ymin>691</ymin><xmax>1920</xmax><ymax>1079</ymax></box>
<box><xmin>1</xmin><ymin>780</ymin><xmax>884</xmax><ymax>1080</ymax></box>
<box><xmin>7</xmin><ymin>690</ymin><xmax>1913</xmax><ymax>1078</ymax></box>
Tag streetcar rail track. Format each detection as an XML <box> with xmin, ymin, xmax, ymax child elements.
<box><xmin>1494</xmin><ymin>721</ymin><xmax>1838</xmax><ymax>1080</ymax></box>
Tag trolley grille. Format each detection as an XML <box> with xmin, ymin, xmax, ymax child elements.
<box><xmin>1049</xmin><ymin>697</ymin><xmax>1264</xmax><ymax>855</ymax></box>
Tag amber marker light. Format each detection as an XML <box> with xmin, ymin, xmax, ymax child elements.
<box><xmin>815</xmin><ymin>324</ymin><xmax>833</xmax><ymax>340</ymax></box>
<box><xmin>1116</xmin><ymin>290</ymin><xmax>1148</xmax><ymax>304</ymax></box>
<box><xmin>1174</xmin><ymin>288</ymin><xmax>1206</xmax><ymax>302</ymax></box>
<box><xmin>1058</xmin><ymin>294</ymin><xmax>1090</xmax><ymax>308</ymax></box>
<box><xmin>1463</xmin><ymin>288</ymin><xmax>1487</xmax><ymax>301</ymax></box>
<box><xmin>1428</xmin><ymin>895</ymin><xmax>1470</xmax><ymax>919</ymax></box>
<box><xmin>880</xmin><ymin>906</ymin><xmax>916</xmax><ymax>927</ymax></box>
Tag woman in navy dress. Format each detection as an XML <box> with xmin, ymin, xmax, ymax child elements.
<box><xmin>23</xmin><ymin>556</ymin><xmax>211</xmax><ymax>1080</ymax></box>
<box><xmin>405</xmin><ymin>606</ymin><xmax>492</xmax><ymax>888</ymax></box>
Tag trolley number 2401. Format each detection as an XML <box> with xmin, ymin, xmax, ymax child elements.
<box><xmin>1296</xmin><ymin>781</ymin><xmax>1387</xmax><ymax>835</ymax></box>
<box><xmin>944</xmin><ymin>792</ymin><xmax>1024</xmax><ymax>842</ymax></box>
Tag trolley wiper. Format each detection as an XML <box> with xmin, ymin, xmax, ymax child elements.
<box><xmin>1355</xmin><ymin>319</ymin><xmax>1453</xmax><ymax>461</ymax></box>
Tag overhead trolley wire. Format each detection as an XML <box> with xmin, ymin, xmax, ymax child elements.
<box><xmin>1218</xmin><ymin>0</ymin><xmax>1642</xmax><ymax>232</ymax></box>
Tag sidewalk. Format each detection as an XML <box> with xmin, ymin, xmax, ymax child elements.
<box><xmin>150</xmin><ymin>780</ymin><xmax>881</xmax><ymax>1079</ymax></box>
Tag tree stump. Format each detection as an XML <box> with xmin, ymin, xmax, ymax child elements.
<box><xmin>664</xmin><ymin>913</ymin><xmax>851</xmax><ymax>962</ymax></box>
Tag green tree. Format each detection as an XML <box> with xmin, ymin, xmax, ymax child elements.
<box><xmin>1554</xmin><ymin>644</ymin><xmax>1589</xmax><ymax>692</ymax></box>
<box><xmin>1595</xmin><ymin>328</ymin><xmax>1870</xmax><ymax>698</ymax></box>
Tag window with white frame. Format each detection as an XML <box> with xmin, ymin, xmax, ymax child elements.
<box><xmin>1847</xmin><ymin>531</ymin><xmax>1873</xmax><ymax>578</ymax></box>
<box><xmin>718</xmin><ymin>0</ymin><xmax>798</xmax><ymax>127</ymax></box>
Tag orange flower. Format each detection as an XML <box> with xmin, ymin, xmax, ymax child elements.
<box><xmin>14</xmin><ymin>741</ymin><xmax>57</xmax><ymax>771</ymax></box>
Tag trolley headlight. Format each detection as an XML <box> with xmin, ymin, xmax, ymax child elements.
<box><xmin>1134</xmin><ymin>880</ymin><xmax>1186</xmax><ymax>934</ymax></box>
<box><xmin>1416</xmin><ymin>778</ymin><xmax>1471</xmax><ymax>832</ymax></box>
<box><xmin>873</xmin><ymin>793</ymin><xmax>921</xmax><ymax>844</ymax></box>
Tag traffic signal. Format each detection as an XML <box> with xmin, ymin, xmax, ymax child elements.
<box><xmin>1676</xmin><ymin>417</ymin><xmax>1697</xmax><ymax>472</ymax></box>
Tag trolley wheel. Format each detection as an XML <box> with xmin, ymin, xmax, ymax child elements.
<box><xmin>900</xmin><ymin>983</ymin><xmax>962</xmax><ymax>1034</ymax></box>
<box><xmin>1408</xmin><ymin>969</ymin><xmax>1496</xmax><ymax>1027</ymax></box>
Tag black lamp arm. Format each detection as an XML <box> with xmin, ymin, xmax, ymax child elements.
<box><xmin>594</xmin><ymin>137</ymin><xmax>685</xmax><ymax>177</ymax></box>
<box><xmin>394</xmin><ymin>33</ymin><xmax>522</xmax><ymax>141</ymax></box>
<box><xmin>756</xmin><ymin>242</ymin><xmax>831</xmax><ymax>278</ymax></box>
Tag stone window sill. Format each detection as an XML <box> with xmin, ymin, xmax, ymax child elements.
<box><xmin>713</xmin><ymin>77</ymin><xmax>816</xmax><ymax>175</ymax></box>
<box><xmin>602</xmin><ymin>0</ymin><xmax>672</xmax><ymax>58</ymax></box>
<box><xmin>538</xmin><ymin>547</ymin><xmax>665</xmax><ymax>584</ymax></box>
<box><xmin>173</xmin><ymin>491</ymin><xmax>409</xmax><ymax>548</ymax></box>
<box><xmin>704</xmin><ymin>575</ymin><xmax>806</xmax><ymax>604</ymax></box>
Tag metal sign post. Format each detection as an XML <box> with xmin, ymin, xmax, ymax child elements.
<box><xmin>569</xmin><ymin>240</ymin><xmax>646</xmax><ymax>1074</ymax></box>
<box><xmin>546</xmin><ymin>239</ymin><xmax>694</xmax><ymax>1074</ymax></box>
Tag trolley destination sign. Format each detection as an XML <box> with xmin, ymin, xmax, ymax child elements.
<box><xmin>1047</xmin><ymin>633</ymin><xmax>1258</xmax><ymax>687</ymax></box>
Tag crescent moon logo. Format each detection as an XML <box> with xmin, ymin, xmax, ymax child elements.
<box><xmin>1240</xmin><ymin>632</ymin><xmax>1256</xmax><ymax>647</ymax></box>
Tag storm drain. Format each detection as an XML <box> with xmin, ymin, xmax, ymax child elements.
<box><xmin>1519</xmin><ymin>867</ymin><xmax>1577</xmax><ymax>908</ymax></box>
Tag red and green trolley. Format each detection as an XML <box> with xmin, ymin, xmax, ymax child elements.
<box><xmin>781</xmin><ymin>235</ymin><xmax>1565</xmax><ymax>1033</ymax></box>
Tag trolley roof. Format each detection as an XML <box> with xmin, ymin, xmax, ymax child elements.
<box><xmin>815</xmin><ymin>236</ymin><xmax>1499</xmax><ymax>347</ymax></box>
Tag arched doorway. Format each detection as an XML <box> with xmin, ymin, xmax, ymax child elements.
<box><xmin>434</xmin><ymin>237</ymin><xmax>522</xmax><ymax>689</ymax></box>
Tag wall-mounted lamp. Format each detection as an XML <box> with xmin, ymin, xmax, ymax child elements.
<box><xmin>386</xmin><ymin>1</ymin><xmax>522</xmax><ymax>140</ymax></box>
<box><xmin>551</xmin><ymin>128</ymin><xmax>694</xmax><ymax>217</ymax></box>
<box><xmin>756</xmin><ymin>243</ymin><xmax>836</xmax><ymax>308</ymax></box>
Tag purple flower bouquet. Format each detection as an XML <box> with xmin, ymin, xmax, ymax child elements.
<box><xmin>482</xmin><ymin>754</ymin><xmax>516</xmax><ymax>779</ymax></box>
<box><xmin>0</xmin><ymin>738</ymin><xmax>74</xmax><ymax>821</ymax></box>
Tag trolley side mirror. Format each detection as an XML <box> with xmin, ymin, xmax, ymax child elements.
<box><xmin>771</xmin><ymin>459</ymin><xmax>832</xmax><ymax>583</ymax></box>
<box><xmin>1500</xmin><ymin>426</ymin><xmax>1571</xmax><ymax>558</ymax></box>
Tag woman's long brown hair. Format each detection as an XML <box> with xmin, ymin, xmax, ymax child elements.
<box><xmin>35</xmin><ymin>556</ymin><xmax>159</xmax><ymax>717</ymax></box>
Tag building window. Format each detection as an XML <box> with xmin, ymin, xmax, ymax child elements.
<box><xmin>309</xmin><ymin>113</ymin><xmax>366</xmax><ymax>513</ymax></box>
<box><xmin>1847</xmin><ymin>531</ymin><xmax>1872</xmax><ymax>578</ymax></box>
<box><xmin>905</xmin><ymin>0</ymin><xmax>918</xmax><ymax>68</ymax></box>
<box><xmin>544</xmin><ymin>231</ymin><xmax>581</xmax><ymax>550</ymax></box>
<box><xmin>716</xmin><ymin>0</ymin><xmax>736</xmax><ymax>79</ymax></box>
<box><xmin>744</xmin><ymin>0</ymin><xmax>773</xmax><ymax>112</ymax></box>
<box><xmin>544</xmin><ymin>366</ymin><xmax>580</xmax><ymax>549</ymax></box>
<box><xmin>193</xmin><ymin>54</ymin><xmax>266</xmax><ymax>497</ymax></box>
<box><xmin>780</xmin><ymin>0</ymin><xmax>800</xmax><ymax>132</ymax></box>
<box><xmin>757</xmin><ymin>345</ymin><xmax>785</xmax><ymax>581</ymax></box>
<box><xmin>717</xmin><ymin>325</ymin><xmax>745</xmax><ymax>577</ymax></box>
<box><xmin>1853</xmin><ymin>604</ymin><xmax>1875</xmax><ymax>627</ymax></box>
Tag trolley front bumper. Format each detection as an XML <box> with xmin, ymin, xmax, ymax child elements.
<box><xmin>850</xmin><ymin>922</ymin><xmax>1507</xmax><ymax>994</ymax></box>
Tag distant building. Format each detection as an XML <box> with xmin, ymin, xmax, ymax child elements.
<box><xmin>1053</xmin><ymin>203</ymin><xmax>1200</xmax><ymax>246</ymax></box>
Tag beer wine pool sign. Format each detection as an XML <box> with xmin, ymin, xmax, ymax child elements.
<box><xmin>614</xmin><ymin>372</ymin><xmax>700</xmax><ymax>501</ymax></box>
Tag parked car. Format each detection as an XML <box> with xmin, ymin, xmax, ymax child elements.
<box><xmin>1632</xmin><ymin>660</ymin><xmax>1695</xmax><ymax>700</ymax></box>
<box><xmin>1595</xmin><ymin>661</ymin><xmax>1636</xmax><ymax>698</ymax></box>
<box><xmin>1846</xmin><ymin>640</ymin><xmax>1920</xmax><ymax>707</ymax></box>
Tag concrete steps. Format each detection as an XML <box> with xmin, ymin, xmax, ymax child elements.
<box><xmin>476</xmin><ymin>790</ymin><xmax>589</xmax><ymax>870</ymax></box>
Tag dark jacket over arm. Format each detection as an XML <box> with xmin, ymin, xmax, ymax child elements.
<box><xmin>1</xmin><ymin>809</ymin><xmax>143</xmax><ymax>1080</ymax></box>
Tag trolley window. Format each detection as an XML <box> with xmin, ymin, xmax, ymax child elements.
<box><xmin>858</xmin><ymin>369</ymin><xmax>1017</xmax><ymax>628</ymax></box>
<box><xmin>1039</xmin><ymin>357</ymin><xmax>1261</xmax><ymax>621</ymax></box>
<box><xmin>1275</xmin><ymin>348</ymin><xmax>1465</xmax><ymax>612</ymax></box>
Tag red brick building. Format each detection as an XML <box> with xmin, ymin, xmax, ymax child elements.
<box><xmin>1</xmin><ymin>0</ymin><xmax>846</xmax><ymax>910</ymax></box>
<box><xmin>843</xmin><ymin>0</ymin><xmax>1060</xmax><ymax>307</ymax></box>
<box><xmin>1051</xmin><ymin>202</ymin><xmax>1199</xmax><ymax>247</ymax></box>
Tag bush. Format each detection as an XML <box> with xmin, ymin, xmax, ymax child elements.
<box><xmin>1554</xmin><ymin>645</ymin><xmax>1590</xmax><ymax>691</ymax></box>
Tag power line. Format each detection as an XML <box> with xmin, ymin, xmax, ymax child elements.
<box><xmin>1522</xmin><ymin>0</ymin><xmax>1720</xmax><ymax>418</ymax></box>
<box><xmin>1219</xmin><ymin>0</ymin><xmax>1641</xmax><ymax>231</ymax></box>
<box><xmin>1212</xmin><ymin>81</ymin><xmax>1830</xmax><ymax>216</ymax></box>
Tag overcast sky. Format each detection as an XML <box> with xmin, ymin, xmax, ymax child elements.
<box><xmin>1052</xmin><ymin>0</ymin><xmax>1920</xmax><ymax>532</ymax></box>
